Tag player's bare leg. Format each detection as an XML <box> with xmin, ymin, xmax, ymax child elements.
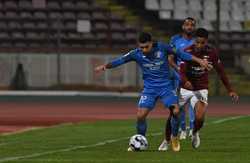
<box><xmin>193</xmin><ymin>101</ymin><xmax>206</xmax><ymax>133</ymax></box>
<box><xmin>192</xmin><ymin>101</ymin><xmax>206</xmax><ymax>149</ymax></box>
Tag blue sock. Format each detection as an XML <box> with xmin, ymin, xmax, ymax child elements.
<box><xmin>180</xmin><ymin>106</ymin><xmax>186</xmax><ymax>131</ymax></box>
<box><xmin>189</xmin><ymin>105</ymin><xmax>195</xmax><ymax>130</ymax></box>
<box><xmin>136</xmin><ymin>120</ymin><xmax>147</xmax><ymax>136</ymax></box>
<box><xmin>171</xmin><ymin>116</ymin><xmax>179</xmax><ymax>137</ymax></box>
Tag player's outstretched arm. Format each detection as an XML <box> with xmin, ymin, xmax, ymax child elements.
<box><xmin>191</xmin><ymin>56</ymin><xmax>210</xmax><ymax>70</ymax></box>
<box><xmin>94</xmin><ymin>51</ymin><xmax>135</xmax><ymax>73</ymax></box>
<box><xmin>177</xmin><ymin>49</ymin><xmax>210</xmax><ymax>70</ymax></box>
<box><xmin>212</xmin><ymin>51</ymin><xmax>239</xmax><ymax>103</ymax></box>
<box><xmin>215</xmin><ymin>64</ymin><xmax>239</xmax><ymax>103</ymax></box>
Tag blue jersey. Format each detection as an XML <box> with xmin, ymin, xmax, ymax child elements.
<box><xmin>170</xmin><ymin>34</ymin><xmax>194</xmax><ymax>65</ymax></box>
<box><xmin>109</xmin><ymin>42</ymin><xmax>192</xmax><ymax>89</ymax></box>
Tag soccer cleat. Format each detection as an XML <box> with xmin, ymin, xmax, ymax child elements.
<box><xmin>179</xmin><ymin>130</ymin><xmax>187</xmax><ymax>140</ymax></box>
<box><xmin>127</xmin><ymin>146</ymin><xmax>134</xmax><ymax>152</ymax></box>
<box><xmin>171</xmin><ymin>136</ymin><xmax>180</xmax><ymax>152</ymax></box>
<box><xmin>188</xmin><ymin>129</ymin><xmax>193</xmax><ymax>138</ymax></box>
<box><xmin>192</xmin><ymin>132</ymin><xmax>200</xmax><ymax>149</ymax></box>
<box><xmin>158</xmin><ymin>139</ymin><xmax>169</xmax><ymax>151</ymax></box>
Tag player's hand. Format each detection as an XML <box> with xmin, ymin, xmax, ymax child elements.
<box><xmin>207</xmin><ymin>64</ymin><xmax>213</xmax><ymax>71</ymax></box>
<box><xmin>229</xmin><ymin>91</ymin><xmax>239</xmax><ymax>103</ymax></box>
<box><xmin>199</xmin><ymin>59</ymin><xmax>210</xmax><ymax>70</ymax></box>
<box><xmin>94</xmin><ymin>65</ymin><xmax>106</xmax><ymax>73</ymax></box>
<box><xmin>183</xmin><ymin>81</ymin><xmax>193</xmax><ymax>90</ymax></box>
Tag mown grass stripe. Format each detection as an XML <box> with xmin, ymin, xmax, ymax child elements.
<box><xmin>0</xmin><ymin>116</ymin><xmax>248</xmax><ymax>162</ymax></box>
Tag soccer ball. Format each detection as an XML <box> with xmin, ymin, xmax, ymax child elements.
<box><xmin>129</xmin><ymin>134</ymin><xmax>148</xmax><ymax>151</ymax></box>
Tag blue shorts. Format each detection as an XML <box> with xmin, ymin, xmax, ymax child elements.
<box><xmin>138</xmin><ymin>87</ymin><xmax>178</xmax><ymax>110</ymax></box>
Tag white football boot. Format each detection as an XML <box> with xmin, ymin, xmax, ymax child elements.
<box><xmin>192</xmin><ymin>132</ymin><xmax>200</xmax><ymax>149</ymax></box>
<box><xmin>179</xmin><ymin>130</ymin><xmax>187</xmax><ymax>140</ymax></box>
<box><xmin>158</xmin><ymin>139</ymin><xmax>169</xmax><ymax>151</ymax></box>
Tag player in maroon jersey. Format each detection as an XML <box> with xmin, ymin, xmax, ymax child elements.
<box><xmin>178</xmin><ymin>28</ymin><xmax>239</xmax><ymax>149</ymax></box>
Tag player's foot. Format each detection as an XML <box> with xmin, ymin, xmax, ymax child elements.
<box><xmin>188</xmin><ymin>129</ymin><xmax>193</xmax><ymax>138</ymax></box>
<box><xmin>158</xmin><ymin>139</ymin><xmax>169</xmax><ymax>151</ymax></box>
<box><xmin>192</xmin><ymin>132</ymin><xmax>200</xmax><ymax>149</ymax></box>
<box><xmin>171</xmin><ymin>136</ymin><xmax>180</xmax><ymax>152</ymax></box>
<box><xmin>127</xmin><ymin>146</ymin><xmax>134</xmax><ymax>152</ymax></box>
<box><xmin>179</xmin><ymin>130</ymin><xmax>187</xmax><ymax>140</ymax></box>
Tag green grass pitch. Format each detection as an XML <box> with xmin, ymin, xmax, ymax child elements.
<box><xmin>0</xmin><ymin>116</ymin><xmax>249</xmax><ymax>163</ymax></box>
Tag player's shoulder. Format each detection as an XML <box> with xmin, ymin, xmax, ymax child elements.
<box><xmin>183</xmin><ymin>44</ymin><xmax>194</xmax><ymax>52</ymax></box>
<box><xmin>155</xmin><ymin>41</ymin><xmax>170</xmax><ymax>48</ymax></box>
<box><xmin>154</xmin><ymin>42</ymin><xmax>173</xmax><ymax>54</ymax></box>
<box><xmin>205</xmin><ymin>44</ymin><xmax>218</xmax><ymax>55</ymax></box>
<box><xmin>206</xmin><ymin>44</ymin><xmax>216</xmax><ymax>50</ymax></box>
<box><xmin>124</xmin><ymin>48</ymin><xmax>139</xmax><ymax>58</ymax></box>
<box><xmin>170</xmin><ymin>34</ymin><xmax>182</xmax><ymax>42</ymax></box>
<box><xmin>129</xmin><ymin>48</ymin><xmax>140</xmax><ymax>54</ymax></box>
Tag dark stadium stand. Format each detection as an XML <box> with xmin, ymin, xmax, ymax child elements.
<box><xmin>113</xmin><ymin>0</ymin><xmax>250</xmax><ymax>67</ymax></box>
<box><xmin>0</xmin><ymin>0</ymin><xmax>138</xmax><ymax>52</ymax></box>
<box><xmin>1</xmin><ymin>0</ymin><xmax>250</xmax><ymax>68</ymax></box>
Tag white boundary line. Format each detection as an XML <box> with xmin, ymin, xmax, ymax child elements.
<box><xmin>0</xmin><ymin>123</ymin><xmax>73</xmax><ymax>137</ymax></box>
<box><xmin>0</xmin><ymin>136</ymin><xmax>133</xmax><ymax>162</ymax></box>
<box><xmin>0</xmin><ymin>116</ymin><xmax>248</xmax><ymax>162</ymax></box>
<box><xmin>211</xmin><ymin>115</ymin><xmax>248</xmax><ymax>124</ymax></box>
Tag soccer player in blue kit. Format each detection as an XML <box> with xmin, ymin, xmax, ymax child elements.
<box><xmin>95</xmin><ymin>32</ymin><xmax>209</xmax><ymax>152</ymax></box>
<box><xmin>159</xmin><ymin>18</ymin><xmax>197</xmax><ymax>152</ymax></box>
<box><xmin>170</xmin><ymin>17</ymin><xmax>197</xmax><ymax>140</ymax></box>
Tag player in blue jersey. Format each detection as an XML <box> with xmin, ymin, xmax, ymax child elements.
<box><xmin>159</xmin><ymin>17</ymin><xmax>197</xmax><ymax>151</ymax></box>
<box><xmin>172</xmin><ymin>17</ymin><xmax>196</xmax><ymax>140</ymax></box>
<box><xmin>95</xmin><ymin>32</ymin><xmax>209</xmax><ymax>152</ymax></box>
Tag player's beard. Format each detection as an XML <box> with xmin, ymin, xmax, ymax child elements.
<box><xmin>184</xmin><ymin>30</ymin><xmax>194</xmax><ymax>37</ymax></box>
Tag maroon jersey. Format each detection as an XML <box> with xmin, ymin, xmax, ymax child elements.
<box><xmin>180</xmin><ymin>44</ymin><xmax>233</xmax><ymax>92</ymax></box>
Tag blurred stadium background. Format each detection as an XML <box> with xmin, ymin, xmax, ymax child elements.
<box><xmin>0</xmin><ymin>0</ymin><xmax>248</xmax><ymax>96</ymax></box>
<box><xmin>0</xmin><ymin>0</ymin><xmax>249</xmax><ymax>162</ymax></box>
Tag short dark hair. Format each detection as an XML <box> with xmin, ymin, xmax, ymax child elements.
<box><xmin>183</xmin><ymin>17</ymin><xmax>196</xmax><ymax>25</ymax></box>
<box><xmin>138</xmin><ymin>32</ymin><xmax>152</xmax><ymax>43</ymax></box>
<box><xmin>195</xmin><ymin>28</ymin><xmax>208</xmax><ymax>39</ymax></box>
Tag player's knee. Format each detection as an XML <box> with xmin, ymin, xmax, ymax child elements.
<box><xmin>137</xmin><ymin>115</ymin><xmax>146</xmax><ymax>121</ymax></box>
<box><xmin>171</xmin><ymin>105</ymin><xmax>180</xmax><ymax>117</ymax></box>
<box><xmin>172</xmin><ymin>112</ymin><xmax>179</xmax><ymax>118</ymax></box>
<box><xmin>137</xmin><ymin>113</ymin><xmax>144</xmax><ymax>121</ymax></box>
<box><xmin>173</xmin><ymin>106</ymin><xmax>180</xmax><ymax>116</ymax></box>
<box><xmin>194</xmin><ymin>105</ymin><xmax>206</xmax><ymax>120</ymax></box>
<box><xmin>137</xmin><ymin>110</ymin><xmax>148</xmax><ymax>121</ymax></box>
<box><xmin>195</xmin><ymin>115</ymin><xmax>204</xmax><ymax>123</ymax></box>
